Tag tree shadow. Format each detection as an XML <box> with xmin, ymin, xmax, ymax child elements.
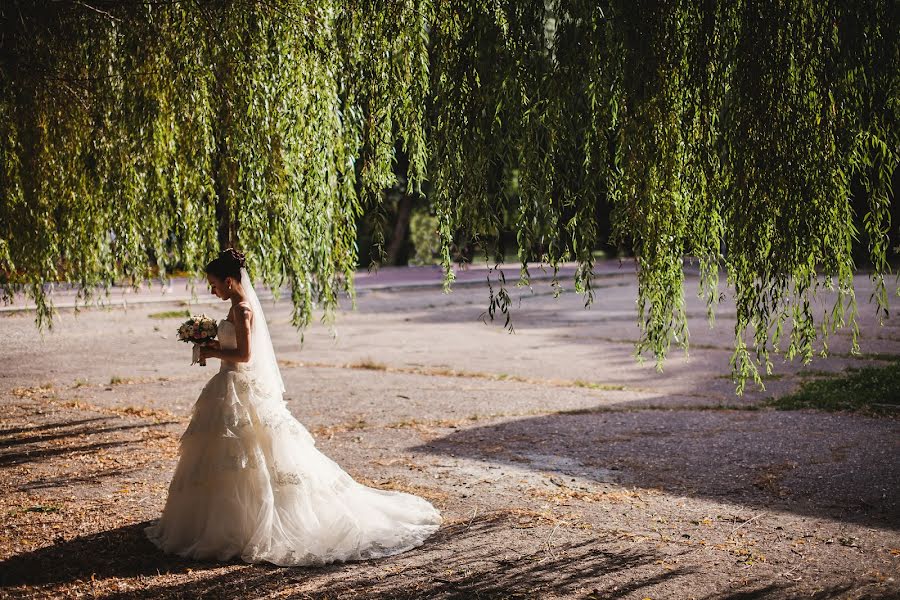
<box><xmin>414</xmin><ymin>408</ymin><xmax>900</xmax><ymax>530</ymax></box>
<box><xmin>19</xmin><ymin>464</ymin><xmax>149</xmax><ymax>491</ymax></box>
<box><xmin>2</xmin><ymin>489</ymin><xmax>891</xmax><ymax>599</ymax></box>
<box><xmin>1</xmin><ymin>420</ymin><xmax>174</xmax><ymax>448</ymax></box>
<box><xmin>0</xmin><ymin>417</ymin><xmax>108</xmax><ymax>438</ymax></box>
<box><xmin>90</xmin><ymin>514</ymin><xmax>690</xmax><ymax>599</ymax></box>
<box><xmin>0</xmin><ymin>439</ymin><xmax>132</xmax><ymax>467</ymax></box>
<box><xmin>0</xmin><ymin>416</ymin><xmax>179</xmax><ymax>472</ymax></box>
<box><xmin>1</xmin><ymin>415</ymin><xmax>181</xmax><ymax>493</ymax></box>
<box><xmin>0</xmin><ymin>521</ymin><xmax>226</xmax><ymax>589</ymax></box>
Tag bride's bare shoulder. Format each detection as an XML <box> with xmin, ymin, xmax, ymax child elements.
<box><xmin>231</xmin><ymin>301</ymin><xmax>253</xmax><ymax>323</ymax></box>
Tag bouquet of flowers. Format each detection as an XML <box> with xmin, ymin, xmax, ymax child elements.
<box><xmin>177</xmin><ymin>315</ymin><xmax>218</xmax><ymax>366</ymax></box>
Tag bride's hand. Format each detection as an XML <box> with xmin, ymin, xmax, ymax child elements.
<box><xmin>198</xmin><ymin>344</ymin><xmax>219</xmax><ymax>361</ymax></box>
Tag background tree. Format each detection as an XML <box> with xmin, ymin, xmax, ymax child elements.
<box><xmin>1</xmin><ymin>0</ymin><xmax>897</xmax><ymax>389</ymax></box>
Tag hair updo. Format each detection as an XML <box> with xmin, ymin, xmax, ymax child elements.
<box><xmin>205</xmin><ymin>248</ymin><xmax>246</xmax><ymax>282</ymax></box>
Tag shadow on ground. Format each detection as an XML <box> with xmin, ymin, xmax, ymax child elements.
<box><xmin>1</xmin><ymin>514</ymin><xmax>688</xmax><ymax>599</ymax></box>
<box><xmin>0</xmin><ymin>417</ymin><xmax>108</xmax><ymax>438</ymax></box>
<box><xmin>1</xmin><ymin>416</ymin><xmax>179</xmax><ymax>490</ymax></box>
<box><xmin>415</xmin><ymin>406</ymin><xmax>900</xmax><ymax>530</ymax></box>
<box><xmin>0</xmin><ymin>521</ymin><xmax>207</xmax><ymax>589</ymax></box>
<box><xmin>0</xmin><ymin>420</ymin><xmax>163</xmax><ymax>450</ymax></box>
<box><xmin>1</xmin><ymin>515</ymin><xmax>889</xmax><ymax>599</ymax></box>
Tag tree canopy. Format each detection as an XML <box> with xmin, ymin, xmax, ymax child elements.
<box><xmin>1</xmin><ymin>0</ymin><xmax>897</xmax><ymax>389</ymax></box>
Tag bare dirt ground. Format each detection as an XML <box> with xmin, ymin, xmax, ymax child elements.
<box><xmin>1</xmin><ymin>262</ymin><xmax>898</xmax><ymax>599</ymax></box>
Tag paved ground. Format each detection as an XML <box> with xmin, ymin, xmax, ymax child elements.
<box><xmin>1</xmin><ymin>261</ymin><xmax>898</xmax><ymax>599</ymax></box>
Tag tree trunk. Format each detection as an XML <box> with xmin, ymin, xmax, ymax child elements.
<box><xmin>215</xmin><ymin>186</ymin><xmax>231</xmax><ymax>250</ymax></box>
<box><xmin>385</xmin><ymin>194</ymin><xmax>415</xmax><ymax>265</ymax></box>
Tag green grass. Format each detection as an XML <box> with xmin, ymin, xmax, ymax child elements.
<box><xmin>573</xmin><ymin>379</ymin><xmax>629</xmax><ymax>391</ymax></box>
<box><xmin>796</xmin><ymin>369</ymin><xmax>834</xmax><ymax>378</ymax></box>
<box><xmin>833</xmin><ymin>350</ymin><xmax>900</xmax><ymax>362</ymax></box>
<box><xmin>148</xmin><ymin>309</ymin><xmax>191</xmax><ymax>319</ymax></box>
<box><xmin>767</xmin><ymin>362</ymin><xmax>900</xmax><ymax>415</ymax></box>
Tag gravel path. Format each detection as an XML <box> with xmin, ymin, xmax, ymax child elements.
<box><xmin>1</xmin><ymin>263</ymin><xmax>898</xmax><ymax>599</ymax></box>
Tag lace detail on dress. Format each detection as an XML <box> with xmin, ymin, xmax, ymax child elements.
<box><xmin>274</xmin><ymin>469</ymin><xmax>303</xmax><ymax>486</ymax></box>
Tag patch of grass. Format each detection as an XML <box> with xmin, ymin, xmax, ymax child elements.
<box><xmin>796</xmin><ymin>369</ymin><xmax>834</xmax><ymax>379</ymax></box>
<box><xmin>707</xmin><ymin>402</ymin><xmax>763</xmax><ymax>411</ymax></box>
<box><xmin>148</xmin><ymin>309</ymin><xmax>191</xmax><ymax>319</ymax></box>
<box><xmin>860</xmin><ymin>351</ymin><xmax>900</xmax><ymax>361</ymax></box>
<box><xmin>426</xmin><ymin>366</ymin><xmax>461</xmax><ymax>377</ymax></box>
<box><xmin>767</xmin><ymin>362</ymin><xmax>900</xmax><ymax>415</ymax></box>
<box><xmin>311</xmin><ymin>419</ymin><xmax>368</xmax><ymax>438</ymax></box>
<box><xmin>573</xmin><ymin>380</ymin><xmax>628</xmax><ymax>391</ymax></box>
<box><xmin>307</xmin><ymin>359</ymin><xmax>640</xmax><ymax>393</ymax></box>
<box><xmin>387</xmin><ymin>418</ymin><xmax>465</xmax><ymax>430</ymax></box>
<box><xmin>833</xmin><ymin>351</ymin><xmax>900</xmax><ymax>362</ymax></box>
<box><xmin>352</xmin><ymin>358</ymin><xmax>388</xmax><ymax>371</ymax></box>
<box><xmin>687</xmin><ymin>342</ymin><xmax>733</xmax><ymax>351</ymax></box>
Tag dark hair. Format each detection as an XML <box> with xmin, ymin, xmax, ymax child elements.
<box><xmin>205</xmin><ymin>248</ymin><xmax>246</xmax><ymax>282</ymax></box>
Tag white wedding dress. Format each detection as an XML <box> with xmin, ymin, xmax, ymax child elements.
<box><xmin>146</xmin><ymin>288</ymin><xmax>442</xmax><ymax>566</ymax></box>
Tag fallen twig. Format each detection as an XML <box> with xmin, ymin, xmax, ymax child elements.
<box><xmin>731</xmin><ymin>512</ymin><xmax>766</xmax><ymax>535</ymax></box>
<box><xmin>546</xmin><ymin>523</ymin><xmax>560</xmax><ymax>559</ymax></box>
<box><xmin>464</xmin><ymin>506</ymin><xmax>479</xmax><ymax>531</ymax></box>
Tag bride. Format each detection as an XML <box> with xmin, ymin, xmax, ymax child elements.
<box><xmin>145</xmin><ymin>249</ymin><xmax>442</xmax><ymax>566</ymax></box>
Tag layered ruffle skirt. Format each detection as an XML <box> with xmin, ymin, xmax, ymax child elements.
<box><xmin>145</xmin><ymin>366</ymin><xmax>442</xmax><ymax>566</ymax></box>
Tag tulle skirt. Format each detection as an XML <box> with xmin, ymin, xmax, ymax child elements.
<box><xmin>145</xmin><ymin>365</ymin><xmax>442</xmax><ymax>566</ymax></box>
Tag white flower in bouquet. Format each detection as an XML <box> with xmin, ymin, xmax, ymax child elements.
<box><xmin>177</xmin><ymin>315</ymin><xmax>218</xmax><ymax>366</ymax></box>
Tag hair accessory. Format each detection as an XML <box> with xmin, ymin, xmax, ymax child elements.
<box><xmin>222</xmin><ymin>248</ymin><xmax>246</xmax><ymax>268</ymax></box>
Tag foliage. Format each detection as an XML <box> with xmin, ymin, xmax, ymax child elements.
<box><xmin>408</xmin><ymin>208</ymin><xmax>441</xmax><ymax>266</ymax></box>
<box><xmin>767</xmin><ymin>362</ymin><xmax>900</xmax><ymax>415</ymax></box>
<box><xmin>0</xmin><ymin>0</ymin><xmax>897</xmax><ymax>388</ymax></box>
<box><xmin>0</xmin><ymin>0</ymin><xmax>431</xmax><ymax>332</ymax></box>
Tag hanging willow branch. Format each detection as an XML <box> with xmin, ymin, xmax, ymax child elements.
<box><xmin>0</xmin><ymin>0</ymin><xmax>897</xmax><ymax>390</ymax></box>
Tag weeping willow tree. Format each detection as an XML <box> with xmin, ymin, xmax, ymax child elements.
<box><xmin>1</xmin><ymin>0</ymin><xmax>897</xmax><ymax>388</ymax></box>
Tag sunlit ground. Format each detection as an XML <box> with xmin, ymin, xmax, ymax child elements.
<box><xmin>1</xmin><ymin>263</ymin><xmax>898</xmax><ymax>599</ymax></box>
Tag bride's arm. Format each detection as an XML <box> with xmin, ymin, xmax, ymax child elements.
<box><xmin>202</xmin><ymin>304</ymin><xmax>253</xmax><ymax>363</ymax></box>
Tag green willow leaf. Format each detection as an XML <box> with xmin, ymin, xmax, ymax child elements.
<box><xmin>0</xmin><ymin>0</ymin><xmax>896</xmax><ymax>392</ymax></box>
